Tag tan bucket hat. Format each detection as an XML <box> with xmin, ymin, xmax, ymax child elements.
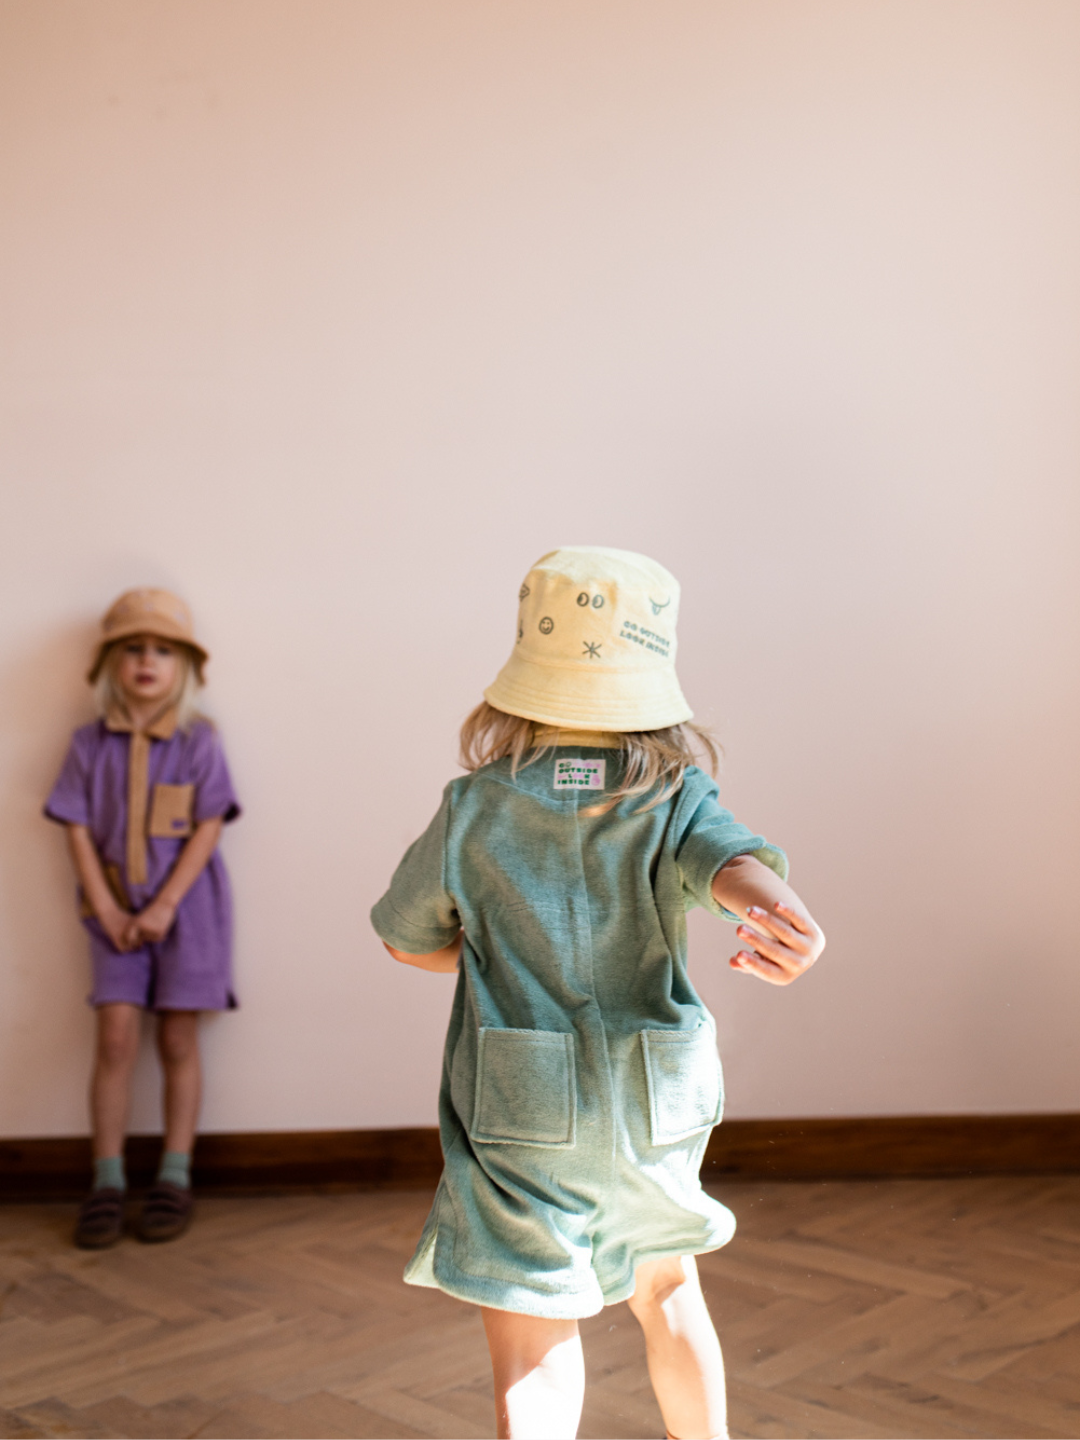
<box><xmin>87</xmin><ymin>588</ymin><xmax>208</xmax><ymax>683</ymax></box>
<box><xmin>484</xmin><ymin>547</ymin><xmax>692</xmax><ymax>732</ymax></box>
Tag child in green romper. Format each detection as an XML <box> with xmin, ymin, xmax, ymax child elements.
<box><xmin>371</xmin><ymin>548</ymin><xmax>825</xmax><ymax>1440</ymax></box>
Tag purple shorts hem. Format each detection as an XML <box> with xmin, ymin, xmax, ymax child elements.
<box><xmin>86</xmin><ymin>922</ymin><xmax>236</xmax><ymax>1013</ymax></box>
<box><xmin>87</xmin><ymin>988</ymin><xmax>238</xmax><ymax>1012</ymax></box>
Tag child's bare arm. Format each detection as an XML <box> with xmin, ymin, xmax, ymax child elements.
<box><xmin>711</xmin><ymin>854</ymin><xmax>825</xmax><ymax>986</ymax></box>
<box><xmin>66</xmin><ymin>825</ymin><xmax>133</xmax><ymax>952</ymax></box>
<box><xmin>128</xmin><ymin>817</ymin><xmax>224</xmax><ymax>944</ymax></box>
<box><xmin>384</xmin><ymin>933</ymin><xmax>462</xmax><ymax>973</ymax></box>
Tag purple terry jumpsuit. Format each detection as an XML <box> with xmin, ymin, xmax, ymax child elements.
<box><xmin>45</xmin><ymin>708</ymin><xmax>241</xmax><ymax>1011</ymax></box>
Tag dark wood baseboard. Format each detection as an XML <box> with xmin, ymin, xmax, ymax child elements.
<box><xmin>0</xmin><ymin>1128</ymin><xmax>444</xmax><ymax>1199</ymax></box>
<box><xmin>2</xmin><ymin>1115</ymin><xmax>1077</xmax><ymax>1200</ymax></box>
<box><xmin>702</xmin><ymin>1113</ymin><xmax>1080</xmax><ymax>1180</ymax></box>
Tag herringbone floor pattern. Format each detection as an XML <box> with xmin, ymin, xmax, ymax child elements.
<box><xmin>1</xmin><ymin>1176</ymin><xmax>1079</xmax><ymax>1438</ymax></box>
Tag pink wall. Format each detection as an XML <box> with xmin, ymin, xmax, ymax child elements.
<box><xmin>2</xmin><ymin>0</ymin><xmax>1079</xmax><ymax>1136</ymax></box>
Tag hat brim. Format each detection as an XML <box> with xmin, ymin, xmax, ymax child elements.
<box><xmin>87</xmin><ymin>621</ymin><xmax>208</xmax><ymax>684</ymax></box>
<box><xmin>485</xmin><ymin>654</ymin><xmax>692</xmax><ymax>733</ymax></box>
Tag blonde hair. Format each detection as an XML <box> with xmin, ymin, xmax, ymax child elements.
<box><xmin>93</xmin><ymin>639</ymin><xmax>203</xmax><ymax>731</ymax></box>
<box><xmin>459</xmin><ymin>701</ymin><xmax>719</xmax><ymax>811</ymax></box>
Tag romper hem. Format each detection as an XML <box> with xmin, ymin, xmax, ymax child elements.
<box><xmin>404</xmin><ymin>1224</ymin><xmax>737</xmax><ymax>1319</ymax></box>
<box><xmin>403</xmin><ymin>1187</ymin><xmax>737</xmax><ymax>1320</ymax></box>
<box><xmin>404</xmin><ymin>1218</ymin><xmax>607</xmax><ymax>1319</ymax></box>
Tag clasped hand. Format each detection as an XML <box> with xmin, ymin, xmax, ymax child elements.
<box><xmin>99</xmin><ymin>898</ymin><xmax>177</xmax><ymax>952</ymax></box>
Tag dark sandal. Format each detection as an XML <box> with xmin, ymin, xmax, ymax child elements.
<box><xmin>138</xmin><ymin>1181</ymin><xmax>194</xmax><ymax>1243</ymax></box>
<box><xmin>74</xmin><ymin>1187</ymin><xmax>125</xmax><ymax>1249</ymax></box>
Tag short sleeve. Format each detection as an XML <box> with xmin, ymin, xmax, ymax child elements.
<box><xmin>370</xmin><ymin>786</ymin><xmax>461</xmax><ymax>954</ymax></box>
<box><xmin>44</xmin><ymin>731</ymin><xmax>92</xmax><ymax>826</ymax></box>
<box><xmin>190</xmin><ymin>723</ymin><xmax>241</xmax><ymax>823</ymax></box>
<box><xmin>674</xmin><ymin>773</ymin><xmax>788</xmax><ymax>920</ymax></box>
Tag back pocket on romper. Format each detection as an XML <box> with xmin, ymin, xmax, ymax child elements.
<box><xmin>471</xmin><ymin>1028</ymin><xmax>576</xmax><ymax>1147</ymax></box>
<box><xmin>640</xmin><ymin>1025</ymin><xmax>724</xmax><ymax>1146</ymax></box>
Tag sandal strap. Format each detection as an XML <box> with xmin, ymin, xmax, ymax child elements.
<box><xmin>143</xmin><ymin>1182</ymin><xmax>192</xmax><ymax>1216</ymax></box>
<box><xmin>80</xmin><ymin>1187</ymin><xmax>124</xmax><ymax>1217</ymax></box>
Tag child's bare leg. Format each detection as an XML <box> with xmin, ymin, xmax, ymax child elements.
<box><xmin>627</xmin><ymin>1256</ymin><xmax>728</xmax><ymax>1440</ymax></box>
<box><xmin>90</xmin><ymin>1003</ymin><xmax>141</xmax><ymax>1159</ymax></box>
<box><xmin>156</xmin><ymin>1010</ymin><xmax>201</xmax><ymax>1155</ymax></box>
<box><xmin>481</xmin><ymin>1307</ymin><xmax>584</xmax><ymax>1440</ymax></box>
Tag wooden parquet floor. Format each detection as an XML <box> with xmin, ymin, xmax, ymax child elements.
<box><xmin>1</xmin><ymin>1176</ymin><xmax>1079</xmax><ymax>1439</ymax></box>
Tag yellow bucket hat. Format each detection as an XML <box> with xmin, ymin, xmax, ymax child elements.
<box><xmin>87</xmin><ymin>588</ymin><xmax>208</xmax><ymax>683</ymax></box>
<box><xmin>484</xmin><ymin>547</ymin><xmax>692</xmax><ymax>732</ymax></box>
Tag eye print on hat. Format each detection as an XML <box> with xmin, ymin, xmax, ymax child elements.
<box><xmin>539</xmin><ymin>617</ymin><xmax>554</xmax><ymax>635</ymax></box>
<box><xmin>649</xmin><ymin>597</ymin><xmax>670</xmax><ymax>616</ymax></box>
<box><xmin>577</xmin><ymin>592</ymin><xmax>605</xmax><ymax>609</ymax></box>
<box><xmin>519</xmin><ymin>584</ymin><xmax>531</xmax><ymax>600</ymax></box>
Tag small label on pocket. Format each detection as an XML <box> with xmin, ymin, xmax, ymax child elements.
<box><xmin>553</xmin><ymin>758</ymin><xmax>605</xmax><ymax>790</ymax></box>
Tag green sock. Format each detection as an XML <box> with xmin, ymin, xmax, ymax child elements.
<box><xmin>93</xmin><ymin>1155</ymin><xmax>126</xmax><ymax>1192</ymax></box>
<box><xmin>157</xmin><ymin>1150</ymin><xmax>191</xmax><ymax>1189</ymax></box>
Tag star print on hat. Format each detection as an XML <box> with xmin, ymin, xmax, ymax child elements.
<box><xmin>483</xmin><ymin>547</ymin><xmax>692</xmax><ymax>732</ymax></box>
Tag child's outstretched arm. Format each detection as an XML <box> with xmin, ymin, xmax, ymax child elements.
<box><xmin>126</xmin><ymin>817</ymin><xmax>224</xmax><ymax>946</ymax></box>
<box><xmin>383</xmin><ymin>933</ymin><xmax>462</xmax><ymax>973</ymax></box>
<box><xmin>712</xmin><ymin>854</ymin><xmax>825</xmax><ymax>986</ymax></box>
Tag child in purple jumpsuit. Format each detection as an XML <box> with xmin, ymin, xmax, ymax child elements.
<box><xmin>45</xmin><ymin>589</ymin><xmax>240</xmax><ymax>1248</ymax></box>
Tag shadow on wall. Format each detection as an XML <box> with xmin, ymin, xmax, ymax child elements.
<box><xmin>0</xmin><ymin>623</ymin><xmax>103</xmax><ymax>1133</ymax></box>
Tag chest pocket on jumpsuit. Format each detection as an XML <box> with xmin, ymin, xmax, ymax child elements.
<box><xmin>470</xmin><ymin>1028</ymin><xmax>577</xmax><ymax>1148</ymax></box>
<box><xmin>148</xmin><ymin>783</ymin><xmax>195</xmax><ymax>839</ymax></box>
<box><xmin>640</xmin><ymin>1023</ymin><xmax>724</xmax><ymax>1146</ymax></box>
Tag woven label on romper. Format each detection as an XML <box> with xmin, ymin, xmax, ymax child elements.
<box><xmin>553</xmin><ymin>758</ymin><xmax>605</xmax><ymax>790</ymax></box>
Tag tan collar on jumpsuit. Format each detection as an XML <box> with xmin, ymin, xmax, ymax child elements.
<box><xmin>104</xmin><ymin>705</ymin><xmax>178</xmax><ymax>887</ymax></box>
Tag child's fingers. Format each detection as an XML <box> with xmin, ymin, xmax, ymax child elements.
<box><xmin>736</xmin><ymin>929</ymin><xmax>802</xmax><ymax>976</ymax></box>
<box><xmin>746</xmin><ymin>904</ymin><xmax>823</xmax><ymax>958</ymax></box>
<box><xmin>774</xmin><ymin>901</ymin><xmax>820</xmax><ymax>939</ymax></box>
<box><xmin>742</xmin><ymin>910</ymin><xmax>811</xmax><ymax>961</ymax></box>
<box><xmin>737</xmin><ymin>913</ymin><xmax>823</xmax><ymax>977</ymax></box>
<box><xmin>744</xmin><ymin>905</ymin><xmax>800</xmax><ymax>944</ymax></box>
<box><xmin>748</xmin><ymin>898</ymin><xmax>817</xmax><ymax>944</ymax></box>
<box><xmin>730</xmin><ymin>950</ymin><xmax>790</xmax><ymax>984</ymax></box>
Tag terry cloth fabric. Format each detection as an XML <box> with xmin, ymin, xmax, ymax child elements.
<box><xmin>371</xmin><ymin>749</ymin><xmax>787</xmax><ymax>1319</ymax></box>
<box><xmin>484</xmin><ymin>547</ymin><xmax>693</xmax><ymax>732</ymax></box>
<box><xmin>45</xmin><ymin>716</ymin><xmax>240</xmax><ymax>1011</ymax></box>
<box><xmin>87</xmin><ymin>588</ymin><xmax>208</xmax><ymax>684</ymax></box>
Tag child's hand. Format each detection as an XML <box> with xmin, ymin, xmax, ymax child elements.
<box><xmin>98</xmin><ymin>903</ymin><xmax>136</xmax><ymax>953</ymax></box>
<box><xmin>731</xmin><ymin>902</ymin><xmax>824</xmax><ymax>986</ymax></box>
<box><xmin>128</xmin><ymin>897</ymin><xmax>178</xmax><ymax>945</ymax></box>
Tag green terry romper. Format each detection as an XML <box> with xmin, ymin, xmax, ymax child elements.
<box><xmin>370</xmin><ymin>747</ymin><xmax>787</xmax><ymax>1320</ymax></box>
